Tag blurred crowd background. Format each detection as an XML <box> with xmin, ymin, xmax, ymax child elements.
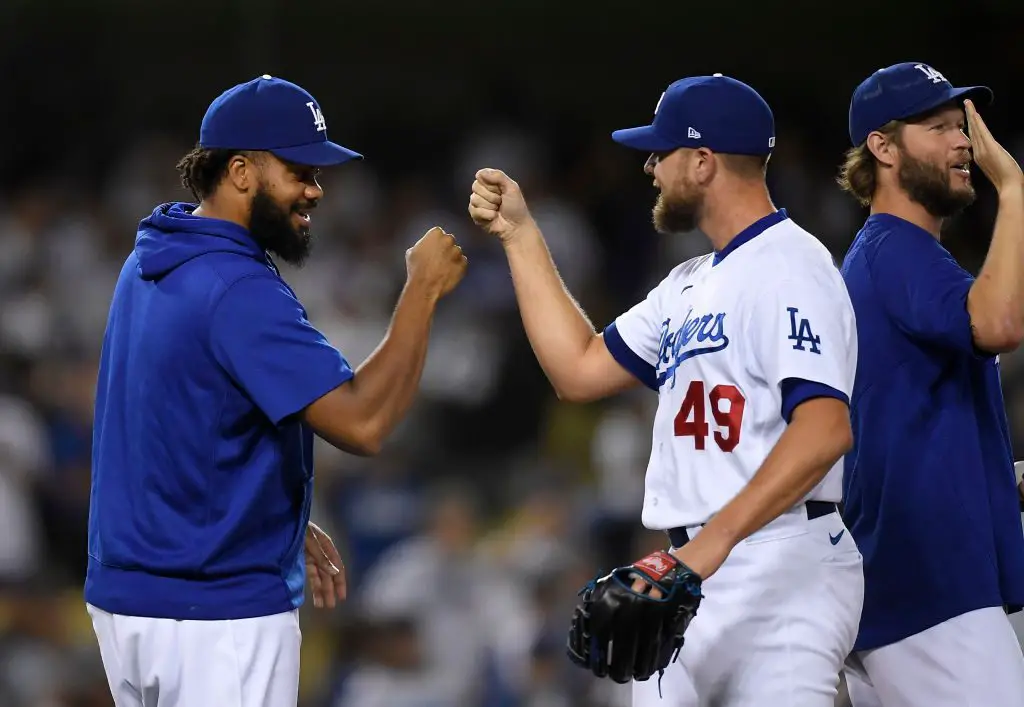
<box><xmin>1</xmin><ymin>2</ymin><xmax>1024</xmax><ymax>706</ymax></box>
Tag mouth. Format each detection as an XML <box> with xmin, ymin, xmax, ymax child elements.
<box><xmin>293</xmin><ymin>207</ymin><xmax>313</xmax><ymax>225</ymax></box>
<box><xmin>950</xmin><ymin>162</ymin><xmax>970</xmax><ymax>176</ymax></box>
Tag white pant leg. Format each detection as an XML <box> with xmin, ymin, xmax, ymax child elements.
<box><xmin>842</xmin><ymin>652</ymin><xmax>883</xmax><ymax>707</ymax></box>
<box><xmin>846</xmin><ymin>606</ymin><xmax>1024</xmax><ymax>707</ymax></box>
<box><xmin>632</xmin><ymin>507</ymin><xmax>864</xmax><ymax>707</ymax></box>
<box><xmin>87</xmin><ymin>603</ymin><xmax>302</xmax><ymax>707</ymax></box>
<box><xmin>88</xmin><ymin>604</ymin><xmax>144</xmax><ymax>707</ymax></box>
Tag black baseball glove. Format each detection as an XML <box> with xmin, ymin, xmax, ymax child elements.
<box><xmin>566</xmin><ymin>550</ymin><xmax>703</xmax><ymax>684</ymax></box>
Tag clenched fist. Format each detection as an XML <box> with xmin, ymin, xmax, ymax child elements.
<box><xmin>965</xmin><ymin>99</ymin><xmax>1024</xmax><ymax>194</ymax></box>
<box><xmin>406</xmin><ymin>227</ymin><xmax>468</xmax><ymax>299</ymax></box>
<box><xmin>468</xmin><ymin>168</ymin><xmax>533</xmax><ymax>243</ymax></box>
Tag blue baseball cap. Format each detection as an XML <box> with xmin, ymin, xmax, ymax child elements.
<box><xmin>612</xmin><ymin>74</ymin><xmax>775</xmax><ymax>156</ymax></box>
<box><xmin>848</xmin><ymin>62</ymin><xmax>993</xmax><ymax>146</ymax></box>
<box><xmin>199</xmin><ymin>75</ymin><xmax>362</xmax><ymax>166</ymax></box>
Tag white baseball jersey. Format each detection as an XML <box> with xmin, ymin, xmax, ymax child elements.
<box><xmin>604</xmin><ymin>210</ymin><xmax>857</xmax><ymax>530</ymax></box>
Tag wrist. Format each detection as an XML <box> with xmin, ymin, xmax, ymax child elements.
<box><xmin>501</xmin><ymin>218</ymin><xmax>540</xmax><ymax>250</ymax></box>
<box><xmin>996</xmin><ymin>181</ymin><xmax>1024</xmax><ymax>203</ymax></box>
<box><xmin>692</xmin><ymin>518</ymin><xmax>742</xmax><ymax>555</ymax></box>
<box><xmin>401</xmin><ymin>278</ymin><xmax>442</xmax><ymax>307</ymax></box>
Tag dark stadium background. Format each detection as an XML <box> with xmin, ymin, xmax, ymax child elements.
<box><xmin>0</xmin><ymin>2</ymin><xmax>1021</xmax><ymax>705</ymax></box>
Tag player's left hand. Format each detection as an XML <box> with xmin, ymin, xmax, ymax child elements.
<box><xmin>964</xmin><ymin>99</ymin><xmax>1024</xmax><ymax>193</ymax></box>
<box><xmin>568</xmin><ymin>550</ymin><xmax>702</xmax><ymax>683</ymax></box>
<box><xmin>305</xmin><ymin>522</ymin><xmax>346</xmax><ymax>609</ymax></box>
<box><xmin>629</xmin><ymin>533</ymin><xmax>729</xmax><ymax>597</ymax></box>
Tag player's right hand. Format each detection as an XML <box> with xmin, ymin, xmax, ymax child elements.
<box><xmin>468</xmin><ymin>168</ymin><xmax>533</xmax><ymax>243</ymax></box>
<box><xmin>405</xmin><ymin>226</ymin><xmax>468</xmax><ymax>299</ymax></box>
<box><xmin>965</xmin><ymin>99</ymin><xmax>1024</xmax><ymax>193</ymax></box>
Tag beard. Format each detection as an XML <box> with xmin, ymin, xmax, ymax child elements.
<box><xmin>249</xmin><ymin>188</ymin><xmax>314</xmax><ymax>267</ymax></box>
<box><xmin>652</xmin><ymin>187</ymin><xmax>703</xmax><ymax>235</ymax></box>
<box><xmin>898</xmin><ymin>151</ymin><xmax>975</xmax><ymax>219</ymax></box>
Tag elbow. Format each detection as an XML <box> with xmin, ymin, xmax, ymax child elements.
<box><xmin>975</xmin><ymin>317</ymin><xmax>1024</xmax><ymax>353</ymax></box>
<box><xmin>553</xmin><ymin>380</ymin><xmax>598</xmax><ymax>404</ymax></box>
<box><xmin>350</xmin><ymin>438</ymin><xmax>383</xmax><ymax>457</ymax></box>
<box><xmin>991</xmin><ymin>320</ymin><xmax>1024</xmax><ymax>352</ymax></box>
<box><xmin>350</xmin><ymin>425</ymin><xmax>385</xmax><ymax>457</ymax></box>
<box><xmin>328</xmin><ymin>424</ymin><xmax>384</xmax><ymax>457</ymax></box>
<box><xmin>553</xmin><ymin>386</ymin><xmax>582</xmax><ymax>403</ymax></box>
<box><xmin>835</xmin><ymin>421</ymin><xmax>854</xmax><ymax>457</ymax></box>
<box><xmin>825</xmin><ymin>410</ymin><xmax>854</xmax><ymax>462</ymax></box>
<box><xmin>825</xmin><ymin>403</ymin><xmax>854</xmax><ymax>457</ymax></box>
<box><xmin>969</xmin><ymin>290</ymin><xmax>1024</xmax><ymax>352</ymax></box>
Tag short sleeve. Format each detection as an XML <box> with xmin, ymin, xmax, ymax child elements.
<box><xmin>754</xmin><ymin>273</ymin><xmax>856</xmax><ymax>419</ymax></box>
<box><xmin>867</xmin><ymin>232</ymin><xmax>978</xmax><ymax>355</ymax></box>
<box><xmin>210</xmin><ymin>275</ymin><xmax>354</xmax><ymax>425</ymax></box>
<box><xmin>603</xmin><ymin>284</ymin><xmax>663</xmax><ymax>391</ymax></box>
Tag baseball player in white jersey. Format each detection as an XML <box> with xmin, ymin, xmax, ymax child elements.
<box><xmin>468</xmin><ymin>74</ymin><xmax>864</xmax><ymax>706</ymax></box>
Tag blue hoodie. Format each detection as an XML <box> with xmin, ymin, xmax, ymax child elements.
<box><xmin>85</xmin><ymin>202</ymin><xmax>354</xmax><ymax>620</ymax></box>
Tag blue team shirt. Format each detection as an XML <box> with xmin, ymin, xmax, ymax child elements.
<box><xmin>85</xmin><ymin>202</ymin><xmax>354</xmax><ymax>620</ymax></box>
<box><xmin>841</xmin><ymin>213</ymin><xmax>1024</xmax><ymax>651</ymax></box>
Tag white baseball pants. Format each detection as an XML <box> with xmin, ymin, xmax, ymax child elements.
<box><xmin>844</xmin><ymin>605</ymin><xmax>1024</xmax><ymax>707</ymax></box>
<box><xmin>633</xmin><ymin>504</ymin><xmax>864</xmax><ymax>706</ymax></box>
<box><xmin>87</xmin><ymin>603</ymin><xmax>302</xmax><ymax>707</ymax></box>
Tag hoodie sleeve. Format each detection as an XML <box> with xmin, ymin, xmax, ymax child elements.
<box><xmin>210</xmin><ymin>273</ymin><xmax>354</xmax><ymax>425</ymax></box>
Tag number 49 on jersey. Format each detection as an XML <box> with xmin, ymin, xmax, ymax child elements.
<box><xmin>674</xmin><ymin>381</ymin><xmax>745</xmax><ymax>452</ymax></box>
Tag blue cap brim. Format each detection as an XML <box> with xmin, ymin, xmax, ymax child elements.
<box><xmin>270</xmin><ymin>140</ymin><xmax>363</xmax><ymax>167</ymax></box>
<box><xmin>611</xmin><ymin>125</ymin><xmax>680</xmax><ymax>152</ymax></box>
<box><xmin>948</xmin><ymin>85</ymin><xmax>993</xmax><ymax>108</ymax></box>
<box><xmin>907</xmin><ymin>85</ymin><xmax>994</xmax><ymax>121</ymax></box>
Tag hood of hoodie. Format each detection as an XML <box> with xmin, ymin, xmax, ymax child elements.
<box><xmin>135</xmin><ymin>202</ymin><xmax>266</xmax><ymax>280</ymax></box>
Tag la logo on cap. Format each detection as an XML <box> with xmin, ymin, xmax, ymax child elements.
<box><xmin>306</xmin><ymin>102</ymin><xmax>327</xmax><ymax>132</ymax></box>
<box><xmin>914</xmin><ymin>64</ymin><xmax>946</xmax><ymax>84</ymax></box>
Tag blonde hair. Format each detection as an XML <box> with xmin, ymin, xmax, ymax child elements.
<box><xmin>836</xmin><ymin>121</ymin><xmax>902</xmax><ymax>207</ymax></box>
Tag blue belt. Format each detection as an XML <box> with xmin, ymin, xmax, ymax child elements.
<box><xmin>667</xmin><ymin>500</ymin><xmax>839</xmax><ymax>549</ymax></box>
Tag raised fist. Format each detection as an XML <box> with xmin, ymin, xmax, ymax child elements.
<box><xmin>467</xmin><ymin>168</ymin><xmax>533</xmax><ymax>243</ymax></box>
<box><xmin>405</xmin><ymin>227</ymin><xmax>468</xmax><ymax>299</ymax></box>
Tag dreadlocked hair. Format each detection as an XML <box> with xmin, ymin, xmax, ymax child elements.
<box><xmin>175</xmin><ymin>144</ymin><xmax>243</xmax><ymax>202</ymax></box>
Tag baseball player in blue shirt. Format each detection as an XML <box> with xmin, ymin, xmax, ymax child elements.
<box><xmin>837</xmin><ymin>62</ymin><xmax>1024</xmax><ymax>706</ymax></box>
<box><xmin>85</xmin><ymin>75</ymin><xmax>466</xmax><ymax>707</ymax></box>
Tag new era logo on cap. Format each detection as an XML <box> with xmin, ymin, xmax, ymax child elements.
<box><xmin>612</xmin><ymin>74</ymin><xmax>775</xmax><ymax>157</ymax></box>
<box><xmin>200</xmin><ymin>75</ymin><xmax>362</xmax><ymax>167</ymax></box>
<box><xmin>847</xmin><ymin>62</ymin><xmax>993</xmax><ymax>146</ymax></box>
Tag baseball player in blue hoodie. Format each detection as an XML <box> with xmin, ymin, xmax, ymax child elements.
<box><xmin>84</xmin><ymin>75</ymin><xmax>467</xmax><ymax>707</ymax></box>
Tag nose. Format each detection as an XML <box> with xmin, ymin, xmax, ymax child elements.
<box><xmin>306</xmin><ymin>181</ymin><xmax>324</xmax><ymax>201</ymax></box>
<box><xmin>644</xmin><ymin>154</ymin><xmax>657</xmax><ymax>176</ymax></box>
<box><xmin>954</xmin><ymin>127</ymin><xmax>971</xmax><ymax>151</ymax></box>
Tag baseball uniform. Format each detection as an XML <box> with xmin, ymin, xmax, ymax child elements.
<box><xmin>605</xmin><ymin>211</ymin><xmax>864</xmax><ymax>706</ymax></box>
<box><xmin>86</xmin><ymin>77</ymin><xmax>360</xmax><ymax>707</ymax></box>
<box><xmin>838</xmin><ymin>62</ymin><xmax>1024</xmax><ymax>707</ymax></box>
<box><xmin>840</xmin><ymin>215</ymin><xmax>1024</xmax><ymax>707</ymax></box>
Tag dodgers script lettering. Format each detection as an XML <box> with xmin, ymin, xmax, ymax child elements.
<box><xmin>657</xmin><ymin>309</ymin><xmax>730</xmax><ymax>389</ymax></box>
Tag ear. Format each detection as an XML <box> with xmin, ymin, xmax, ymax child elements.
<box><xmin>225</xmin><ymin>154</ymin><xmax>258</xmax><ymax>193</ymax></box>
<box><xmin>693</xmin><ymin>148</ymin><xmax>717</xmax><ymax>185</ymax></box>
<box><xmin>865</xmin><ymin>131</ymin><xmax>898</xmax><ymax>168</ymax></box>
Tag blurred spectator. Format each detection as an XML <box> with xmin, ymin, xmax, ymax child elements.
<box><xmin>0</xmin><ymin>8</ymin><xmax>1022</xmax><ymax>705</ymax></box>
